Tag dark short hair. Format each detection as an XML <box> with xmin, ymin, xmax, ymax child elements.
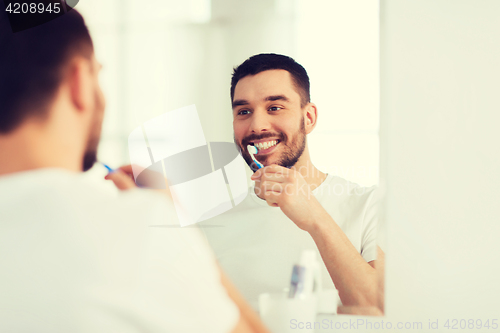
<box><xmin>0</xmin><ymin>10</ymin><xmax>93</xmax><ymax>133</ymax></box>
<box><xmin>230</xmin><ymin>53</ymin><xmax>310</xmax><ymax>107</ymax></box>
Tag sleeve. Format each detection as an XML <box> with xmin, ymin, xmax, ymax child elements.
<box><xmin>136</xmin><ymin>199</ymin><xmax>240</xmax><ymax>333</ymax></box>
<box><xmin>360</xmin><ymin>186</ymin><xmax>380</xmax><ymax>263</ymax></box>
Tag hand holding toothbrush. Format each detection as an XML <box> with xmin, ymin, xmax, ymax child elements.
<box><xmin>103</xmin><ymin>164</ymin><xmax>137</xmax><ymax>190</ymax></box>
<box><xmin>104</xmin><ymin>164</ymin><xmax>172</xmax><ymax>199</ymax></box>
<box><xmin>250</xmin><ymin>164</ymin><xmax>326</xmax><ymax>233</ymax></box>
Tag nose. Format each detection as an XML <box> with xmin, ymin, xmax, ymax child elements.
<box><xmin>249</xmin><ymin>109</ymin><xmax>271</xmax><ymax>134</ymax></box>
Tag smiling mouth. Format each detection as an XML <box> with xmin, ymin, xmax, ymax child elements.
<box><xmin>250</xmin><ymin>139</ymin><xmax>281</xmax><ymax>154</ymax></box>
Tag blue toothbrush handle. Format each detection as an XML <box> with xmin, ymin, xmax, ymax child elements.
<box><xmin>101</xmin><ymin>162</ymin><xmax>115</xmax><ymax>173</ymax></box>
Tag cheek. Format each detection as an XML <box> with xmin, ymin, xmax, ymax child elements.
<box><xmin>275</xmin><ymin>119</ymin><xmax>292</xmax><ymax>134</ymax></box>
<box><xmin>233</xmin><ymin>120</ymin><xmax>246</xmax><ymax>142</ymax></box>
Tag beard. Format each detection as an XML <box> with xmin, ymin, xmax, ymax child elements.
<box><xmin>236</xmin><ymin>116</ymin><xmax>307</xmax><ymax>172</ymax></box>
<box><xmin>82</xmin><ymin>144</ymin><xmax>98</xmax><ymax>172</ymax></box>
<box><xmin>82</xmin><ymin>122</ymin><xmax>101</xmax><ymax>171</ymax></box>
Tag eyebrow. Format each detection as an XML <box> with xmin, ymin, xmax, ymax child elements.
<box><xmin>232</xmin><ymin>99</ymin><xmax>249</xmax><ymax>108</ymax></box>
<box><xmin>265</xmin><ymin>95</ymin><xmax>290</xmax><ymax>103</ymax></box>
<box><xmin>232</xmin><ymin>95</ymin><xmax>290</xmax><ymax>109</ymax></box>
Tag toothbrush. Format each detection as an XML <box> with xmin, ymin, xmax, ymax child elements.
<box><xmin>247</xmin><ymin>145</ymin><xmax>264</xmax><ymax>169</ymax></box>
<box><xmin>101</xmin><ymin>162</ymin><xmax>115</xmax><ymax>173</ymax></box>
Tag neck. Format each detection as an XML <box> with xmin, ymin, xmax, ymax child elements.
<box><xmin>0</xmin><ymin>117</ymin><xmax>84</xmax><ymax>177</ymax></box>
<box><xmin>290</xmin><ymin>148</ymin><xmax>327</xmax><ymax>191</ymax></box>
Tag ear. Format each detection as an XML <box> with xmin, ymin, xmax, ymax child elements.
<box><xmin>66</xmin><ymin>57</ymin><xmax>93</xmax><ymax>113</ymax></box>
<box><xmin>303</xmin><ymin>103</ymin><xmax>318</xmax><ymax>134</ymax></box>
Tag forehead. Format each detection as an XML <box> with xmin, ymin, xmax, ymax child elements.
<box><xmin>233</xmin><ymin>69</ymin><xmax>300</xmax><ymax>103</ymax></box>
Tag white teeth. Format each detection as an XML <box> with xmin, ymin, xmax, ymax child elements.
<box><xmin>255</xmin><ymin>140</ymin><xmax>278</xmax><ymax>150</ymax></box>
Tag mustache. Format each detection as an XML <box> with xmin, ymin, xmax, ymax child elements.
<box><xmin>241</xmin><ymin>132</ymin><xmax>287</xmax><ymax>147</ymax></box>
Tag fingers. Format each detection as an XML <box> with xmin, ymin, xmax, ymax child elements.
<box><xmin>254</xmin><ymin>181</ymin><xmax>281</xmax><ymax>207</ymax></box>
<box><xmin>263</xmin><ymin>191</ymin><xmax>280</xmax><ymax>207</ymax></box>
<box><xmin>254</xmin><ymin>167</ymin><xmax>292</xmax><ymax>207</ymax></box>
<box><xmin>105</xmin><ymin>170</ymin><xmax>137</xmax><ymax>191</ymax></box>
<box><xmin>262</xmin><ymin>173</ymin><xmax>287</xmax><ymax>183</ymax></box>
<box><xmin>251</xmin><ymin>171</ymin><xmax>292</xmax><ymax>183</ymax></box>
<box><xmin>251</xmin><ymin>164</ymin><xmax>290</xmax><ymax>180</ymax></box>
<box><xmin>116</xmin><ymin>164</ymin><xmax>140</xmax><ymax>179</ymax></box>
<box><xmin>117</xmin><ymin>164</ymin><xmax>133</xmax><ymax>175</ymax></box>
<box><xmin>260</xmin><ymin>180</ymin><xmax>285</xmax><ymax>193</ymax></box>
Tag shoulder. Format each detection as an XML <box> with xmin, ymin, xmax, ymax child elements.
<box><xmin>1</xmin><ymin>169</ymin><xmax>178</xmax><ymax>227</ymax></box>
<box><xmin>317</xmin><ymin>175</ymin><xmax>379</xmax><ymax>206</ymax></box>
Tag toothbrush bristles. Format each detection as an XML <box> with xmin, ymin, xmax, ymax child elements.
<box><xmin>247</xmin><ymin>145</ymin><xmax>258</xmax><ymax>155</ymax></box>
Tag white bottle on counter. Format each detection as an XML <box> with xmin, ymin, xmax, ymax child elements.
<box><xmin>297</xmin><ymin>250</ymin><xmax>322</xmax><ymax>299</ymax></box>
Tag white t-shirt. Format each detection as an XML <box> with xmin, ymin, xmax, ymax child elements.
<box><xmin>200</xmin><ymin>174</ymin><xmax>379</xmax><ymax>309</ymax></box>
<box><xmin>0</xmin><ymin>169</ymin><xmax>239</xmax><ymax>333</ymax></box>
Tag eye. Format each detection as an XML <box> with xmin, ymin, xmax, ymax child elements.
<box><xmin>237</xmin><ymin>109</ymin><xmax>251</xmax><ymax>116</ymax></box>
<box><xmin>268</xmin><ymin>106</ymin><xmax>283</xmax><ymax>112</ymax></box>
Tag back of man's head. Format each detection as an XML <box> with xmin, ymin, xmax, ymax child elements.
<box><xmin>0</xmin><ymin>9</ymin><xmax>93</xmax><ymax>134</ymax></box>
<box><xmin>230</xmin><ymin>53</ymin><xmax>311</xmax><ymax>108</ymax></box>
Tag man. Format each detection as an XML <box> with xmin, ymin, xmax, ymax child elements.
<box><xmin>0</xmin><ymin>10</ymin><xmax>268</xmax><ymax>332</ymax></box>
<box><xmin>200</xmin><ymin>54</ymin><xmax>384</xmax><ymax>313</ymax></box>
